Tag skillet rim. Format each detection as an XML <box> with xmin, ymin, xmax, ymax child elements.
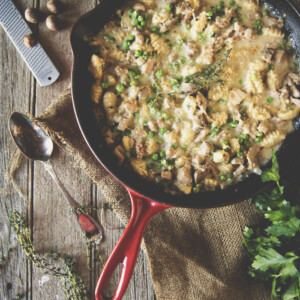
<box><xmin>71</xmin><ymin>0</ymin><xmax>300</xmax><ymax>208</ymax></box>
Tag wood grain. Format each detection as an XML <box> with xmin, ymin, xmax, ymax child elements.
<box><xmin>1</xmin><ymin>0</ymin><xmax>299</xmax><ymax>299</ymax></box>
<box><xmin>0</xmin><ymin>0</ymin><xmax>154</xmax><ymax>299</ymax></box>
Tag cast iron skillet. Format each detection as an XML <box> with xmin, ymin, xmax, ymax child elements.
<box><xmin>71</xmin><ymin>1</ymin><xmax>300</xmax><ymax>299</ymax></box>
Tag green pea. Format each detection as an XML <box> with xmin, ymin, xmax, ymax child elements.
<box><xmin>219</xmin><ymin>174</ymin><xmax>227</xmax><ymax>181</ymax></box>
<box><xmin>138</xmin><ymin>15</ymin><xmax>144</xmax><ymax>22</ymax></box>
<box><xmin>155</xmin><ymin>69</ymin><xmax>164</xmax><ymax>78</ymax></box>
<box><xmin>101</xmin><ymin>82</ymin><xmax>109</xmax><ymax>89</ymax></box>
<box><xmin>128</xmin><ymin>35</ymin><xmax>135</xmax><ymax>41</ymax></box>
<box><xmin>151</xmin><ymin>153</ymin><xmax>159</xmax><ymax>161</ymax></box>
<box><xmin>159</xmin><ymin>150</ymin><xmax>166</xmax><ymax>158</ymax></box>
<box><xmin>148</xmin><ymin>131</ymin><xmax>155</xmax><ymax>139</ymax></box>
<box><xmin>230</xmin><ymin>120</ymin><xmax>239</xmax><ymax>128</ymax></box>
<box><xmin>166</xmin><ymin>3</ymin><xmax>173</xmax><ymax>11</ymax></box>
<box><xmin>152</xmin><ymin>26</ymin><xmax>158</xmax><ymax>33</ymax></box>
<box><xmin>185</xmin><ymin>24</ymin><xmax>191</xmax><ymax>30</ymax></box>
<box><xmin>254</xmin><ymin>136</ymin><xmax>263</xmax><ymax>143</ymax></box>
<box><xmin>130</xmin><ymin>80</ymin><xmax>138</xmax><ymax>86</ymax></box>
<box><xmin>135</xmin><ymin>50</ymin><xmax>142</xmax><ymax>57</ymax></box>
<box><xmin>128</xmin><ymin>8</ymin><xmax>134</xmax><ymax>15</ymax></box>
<box><xmin>227</xmin><ymin>176</ymin><xmax>234</xmax><ymax>184</ymax></box>
<box><xmin>140</xmin><ymin>20</ymin><xmax>146</xmax><ymax>27</ymax></box>
<box><xmin>231</xmin><ymin>17</ymin><xmax>238</xmax><ymax>24</ymax></box>
<box><xmin>108</xmin><ymin>36</ymin><xmax>115</xmax><ymax>44</ymax></box>
<box><xmin>178</xmin><ymin>57</ymin><xmax>186</xmax><ymax>64</ymax></box>
<box><xmin>269</xmin><ymin>64</ymin><xmax>275</xmax><ymax>70</ymax></box>
<box><xmin>159</xmin><ymin>127</ymin><xmax>167</xmax><ymax>136</ymax></box>
<box><xmin>221</xmin><ymin>140</ymin><xmax>230</xmax><ymax>150</ymax></box>
<box><xmin>136</xmin><ymin>25</ymin><xmax>142</xmax><ymax>30</ymax></box>
<box><xmin>133</xmin><ymin>18</ymin><xmax>139</xmax><ymax>25</ymax></box>
<box><xmin>207</xmin><ymin>11</ymin><xmax>213</xmax><ymax>17</ymax></box>
<box><xmin>181</xmin><ymin>144</ymin><xmax>187</xmax><ymax>150</ymax></box>
<box><xmin>193</xmin><ymin>184</ymin><xmax>201</xmax><ymax>193</ymax></box>
<box><xmin>229</xmin><ymin>0</ymin><xmax>236</xmax><ymax>6</ymax></box>
<box><xmin>116</xmin><ymin>84</ymin><xmax>124</xmax><ymax>93</ymax></box>
<box><xmin>170</xmin><ymin>144</ymin><xmax>177</xmax><ymax>149</ymax></box>
<box><xmin>123</xmin><ymin>41</ymin><xmax>130</xmax><ymax>50</ymax></box>
<box><xmin>237</xmin><ymin>151</ymin><xmax>243</xmax><ymax>158</ymax></box>
<box><xmin>125</xmin><ymin>152</ymin><xmax>131</xmax><ymax>159</ymax></box>
<box><xmin>141</xmin><ymin>52</ymin><xmax>148</xmax><ymax>59</ymax></box>
<box><xmin>132</xmin><ymin>10</ymin><xmax>138</xmax><ymax>18</ymax></box>
<box><xmin>266</xmin><ymin>97</ymin><xmax>273</xmax><ymax>103</ymax></box>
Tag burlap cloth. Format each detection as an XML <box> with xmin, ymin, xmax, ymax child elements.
<box><xmin>30</xmin><ymin>88</ymin><xmax>270</xmax><ymax>300</ymax></box>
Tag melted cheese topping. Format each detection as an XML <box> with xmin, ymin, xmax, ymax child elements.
<box><xmin>89</xmin><ymin>0</ymin><xmax>300</xmax><ymax>194</ymax></box>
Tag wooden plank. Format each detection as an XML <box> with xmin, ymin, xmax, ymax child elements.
<box><xmin>0</xmin><ymin>1</ymin><xmax>35</xmax><ymax>299</ymax></box>
<box><xmin>31</xmin><ymin>0</ymin><xmax>96</xmax><ymax>299</ymax></box>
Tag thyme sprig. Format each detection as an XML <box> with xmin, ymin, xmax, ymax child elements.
<box><xmin>8</xmin><ymin>211</ymin><xmax>88</xmax><ymax>300</ymax></box>
<box><xmin>0</xmin><ymin>246</ymin><xmax>12</xmax><ymax>267</ymax></box>
<box><xmin>161</xmin><ymin>48</ymin><xmax>232</xmax><ymax>97</ymax></box>
<box><xmin>183</xmin><ymin>48</ymin><xmax>232</xmax><ymax>92</ymax></box>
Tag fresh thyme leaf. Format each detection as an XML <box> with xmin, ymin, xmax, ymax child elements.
<box><xmin>243</xmin><ymin>152</ymin><xmax>300</xmax><ymax>300</ymax></box>
<box><xmin>161</xmin><ymin>48</ymin><xmax>232</xmax><ymax>97</ymax></box>
<box><xmin>184</xmin><ymin>48</ymin><xmax>232</xmax><ymax>90</ymax></box>
<box><xmin>8</xmin><ymin>211</ymin><xmax>88</xmax><ymax>300</ymax></box>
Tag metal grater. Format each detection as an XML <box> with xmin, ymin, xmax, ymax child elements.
<box><xmin>0</xmin><ymin>0</ymin><xmax>59</xmax><ymax>86</ymax></box>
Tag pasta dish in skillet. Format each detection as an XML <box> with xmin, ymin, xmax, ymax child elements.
<box><xmin>88</xmin><ymin>0</ymin><xmax>300</xmax><ymax>194</ymax></box>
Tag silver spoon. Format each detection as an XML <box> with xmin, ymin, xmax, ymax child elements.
<box><xmin>9</xmin><ymin>112</ymin><xmax>103</xmax><ymax>243</ymax></box>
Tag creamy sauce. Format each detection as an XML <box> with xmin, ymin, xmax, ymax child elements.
<box><xmin>88</xmin><ymin>0</ymin><xmax>300</xmax><ymax>195</ymax></box>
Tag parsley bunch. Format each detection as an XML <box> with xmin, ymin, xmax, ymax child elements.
<box><xmin>243</xmin><ymin>151</ymin><xmax>300</xmax><ymax>300</ymax></box>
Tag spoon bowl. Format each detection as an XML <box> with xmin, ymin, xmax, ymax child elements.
<box><xmin>9</xmin><ymin>112</ymin><xmax>53</xmax><ymax>161</ymax></box>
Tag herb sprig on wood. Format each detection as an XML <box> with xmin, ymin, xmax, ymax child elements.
<box><xmin>243</xmin><ymin>151</ymin><xmax>300</xmax><ymax>300</ymax></box>
<box><xmin>8</xmin><ymin>211</ymin><xmax>88</xmax><ymax>300</ymax></box>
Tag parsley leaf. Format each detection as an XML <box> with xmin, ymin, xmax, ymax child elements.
<box><xmin>261</xmin><ymin>150</ymin><xmax>284</xmax><ymax>193</ymax></box>
<box><xmin>243</xmin><ymin>151</ymin><xmax>300</xmax><ymax>300</ymax></box>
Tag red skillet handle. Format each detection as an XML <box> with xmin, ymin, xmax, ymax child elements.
<box><xmin>95</xmin><ymin>189</ymin><xmax>170</xmax><ymax>300</ymax></box>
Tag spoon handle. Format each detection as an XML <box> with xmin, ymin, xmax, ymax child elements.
<box><xmin>42</xmin><ymin>161</ymin><xmax>103</xmax><ymax>242</ymax></box>
<box><xmin>43</xmin><ymin>161</ymin><xmax>79</xmax><ymax>207</ymax></box>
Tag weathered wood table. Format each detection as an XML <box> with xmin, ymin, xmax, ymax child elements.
<box><xmin>1</xmin><ymin>0</ymin><xmax>300</xmax><ymax>299</ymax></box>
<box><xmin>0</xmin><ymin>1</ymin><xmax>154</xmax><ymax>299</ymax></box>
